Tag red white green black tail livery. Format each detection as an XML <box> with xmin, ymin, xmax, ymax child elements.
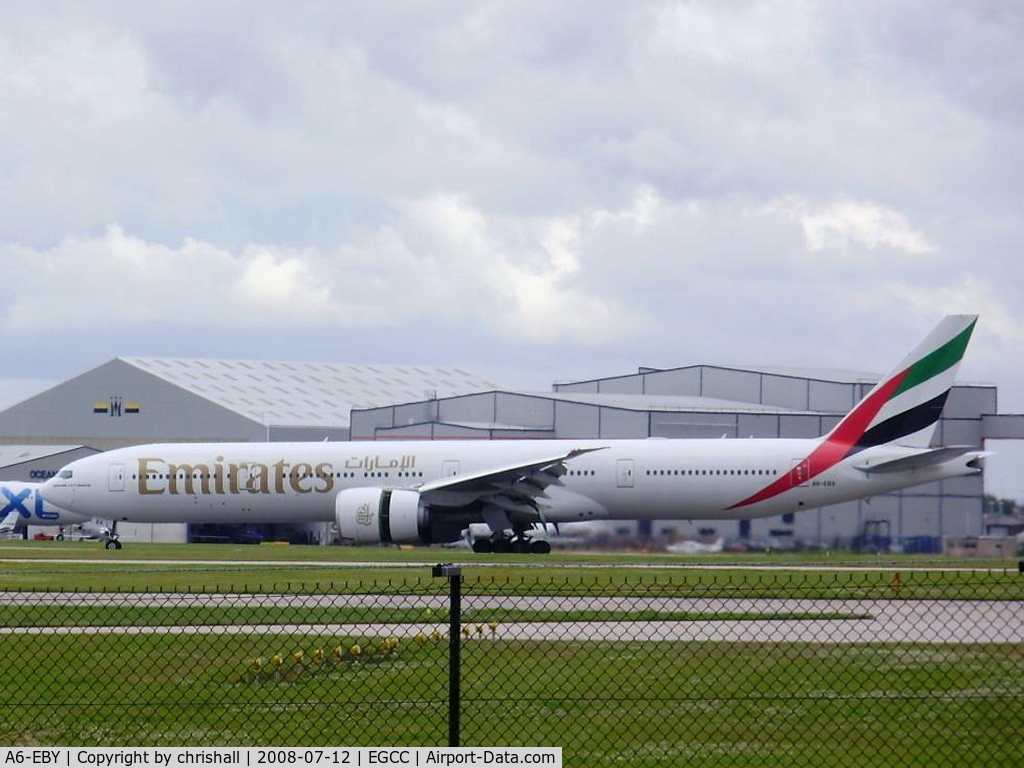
<box><xmin>835</xmin><ymin>314</ymin><xmax>977</xmax><ymax>451</ymax></box>
<box><xmin>730</xmin><ymin>315</ymin><xmax>979</xmax><ymax>511</ymax></box>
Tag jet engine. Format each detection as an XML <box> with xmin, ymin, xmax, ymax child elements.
<box><xmin>335</xmin><ymin>488</ymin><xmax>430</xmax><ymax>545</ymax></box>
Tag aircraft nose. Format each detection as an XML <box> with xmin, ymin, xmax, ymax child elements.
<box><xmin>42</xmin><ymin>474</ymin><xmax>75</xmax><ymax>510</ymax></box>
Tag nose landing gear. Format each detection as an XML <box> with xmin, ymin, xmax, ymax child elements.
<box><xmin>103</xmin><ymin>521</ymin><xmax>122</xmax><ymax>550</ymax></box>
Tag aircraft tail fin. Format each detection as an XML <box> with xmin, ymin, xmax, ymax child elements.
<box><xmin>728</xmin><ymin>315</ymin><xmax>978</xmax><ymax>512</ymax></box>
<box><xmin>825</xmin><ymin>314</ymin><xmax>978</xmax><ymax>453</ymax></box>
<box><xmin>0</xmin><ymin>509</ymin><xmax>20</xmax><ymax>533</ymax></box>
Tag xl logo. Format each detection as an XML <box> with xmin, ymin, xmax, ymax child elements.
<box><xmin>0</xmin><ymin>487</ymin><xmax>59</xmax><ymax>521</ymax></box>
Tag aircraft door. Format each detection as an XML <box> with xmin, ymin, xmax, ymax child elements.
<box><xmin>616</xmin><ymin>459</ymin><xmax>635</xmax><ymax>488</ymax></box>
<box><xmin>441</xmin><ymin>460</ymin><xmax>460</xmax><ymax>478</ymax></box>
<box><xmin>791</xmin><ymin>458</ymin><xmax>810</xmax><ymax>487</ymax></box>
<box><xmin>108</xmin><ymin>463</ymin><xmax>126</xmax><ymax>492</ymax></box>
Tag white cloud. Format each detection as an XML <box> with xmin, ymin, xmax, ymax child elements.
<box><xmin>883</xmin><ymin>277</ymin><xmax>1022</xmax><ymax>342</ymax></box>
<box><xmin>770</xmin><ymin>197</ymin><xmax>937</xmax><ymax>256</ymax></box>
<box><xmin>236</xmin><ymin>249</ymin><xmax>331</xmax><ymax>311</ymax></box>
<box><xmin>0</xmin><ymin>0</ymin><xmax>1022</xmax><ymax>420</ymax></box>
<box><xmin>652</xmin><ymin>0</ymin><xmax>813</xmax><ymax>64</ymax></box>
<box><xmin>0</xmin><ymin>197</ymin><xmax>648</xmax><ymax>345</ymax></box>
<box><xmin>338</xmin><ymin>192</ymin><xmax>648</xmax><ymax>344</ymax></box>
<box><xmin>0</xmin><ymin>225</ymin><xmax>347</xmax><ymax>331</ymax></box>
<box><xmin>590</xmin><ymin>185</ymin><xmax>661</xmax><ymax>233</ymax></box>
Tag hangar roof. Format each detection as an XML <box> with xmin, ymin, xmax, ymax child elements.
<box><xmin>541</xmin><ymin>391</ymin><xmax>818</xmax><ymax>414</ymax></box>
<box><xmin>711</xmin><ymin>365</ymin><xmax>880</xmax><ymax>383</ymax></box>
<box><xmin>121</xmin><ymin>358</ymin><xmax>499</xmax><ymax>427</ymax></box>
<box><xmin>0</xmin><ymin>445</ymin><xmax>90</xmax><ymax>469</ymax></box>
<box><xmin>563</xmin><ymin>364</ymin><xmax>881</xmax><ymax>389</ymax></box>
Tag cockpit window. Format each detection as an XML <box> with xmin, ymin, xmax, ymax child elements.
<box><xmin>59</xmin><ymin>470</ymin><xmax>73</xmax><ymax>479</ymax></box>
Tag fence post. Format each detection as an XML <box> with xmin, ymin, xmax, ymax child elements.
<box><xmin>432</xmin><ymin>563</ymin><xmax>463</xmax><ymax>747</ymax></box>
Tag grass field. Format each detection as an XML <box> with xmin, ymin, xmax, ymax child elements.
<box><xmin>2</xmin><ymin>631</ymin><xmax>1022</xmax><ymax>766</ymax></box>
<box><xmin>2</xmin><ymin>540</ymin><xmax>1022</xmax><ymax>764</ymax></box>
<box><xmin>0</xmin><ymin>540</ymin><xmax>1020</xmax><ymax>597</ymax></box>
<box><xmin>3</xmin><ymin>538</ymin><xmax>1019</xmax><ymax>566</ymax></box>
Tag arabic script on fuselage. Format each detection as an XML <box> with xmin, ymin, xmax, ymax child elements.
<box><xmin>136</xmin><ymin>454</ymin><xmax>418</xmax><ymax>495</ymax></box>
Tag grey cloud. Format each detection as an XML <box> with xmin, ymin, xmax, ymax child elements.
<box><xmin>0</xmin><ymin>0</ymin><xmax>1021</xmax><ymax>416</ymax></box>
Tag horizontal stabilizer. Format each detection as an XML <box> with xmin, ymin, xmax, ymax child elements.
<box><xmin>853</xmin><ymin>447</ymin><xmax>985</xmax><ymax>474</ymax></box>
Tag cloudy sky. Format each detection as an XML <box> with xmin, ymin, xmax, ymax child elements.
<box><xmin>1</xmin><ymin>1</ymin><xmax>1022</xmax><ymax>496</ymax></box>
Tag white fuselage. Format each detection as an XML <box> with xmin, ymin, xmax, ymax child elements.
<box><xmin>42</xmin><ymin>438</ymin><xmax>979</xmax><ymax>531</ymax></box>
<box><xmin>0</xmin><ymin>481</ymin><xmax>92</xmax><ymax>528</ymax></box>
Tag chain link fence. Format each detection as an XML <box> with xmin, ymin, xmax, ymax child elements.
<box><xmin>2</xmin><ymin>568</ymin><xmax>1023</xmax><ymax>766</ymax></box>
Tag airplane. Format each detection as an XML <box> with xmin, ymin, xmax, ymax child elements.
<box><xmin>42</xmin><ymin>315</ymin><xmax>984</xmax><ymax>553</ymax></box>
<box><xmin>666</xmin><ymin>537</ymin><xmax>726</xmax><ymax>555</ymax></box>
<box><xmin>0</xmin><ymin>480</ymin><xmax>107</xmax><ymax>541</ymax></box>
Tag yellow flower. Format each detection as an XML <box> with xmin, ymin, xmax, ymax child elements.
<box><xmin>249</xmin><ymin>657</ymin><xmax>263</xmax><ymax>672</ymax></box>
<box><xmin>271</xmin><ymin>653</ymin><xmax>283</xmax><ymax>668</ymax></box>
<box><xmin>430</xmin><ymin>630</ymin><xmax>442</xmax><ymax>643</ymax></box>
<box><xmin>332</xmin><ymin>646</ymin><xmax>343</xmax><ymax>660</ymax></box>
<box><xmin>312</xmin><ymin>648</ymin><xmax>325</xmax><ymax>662</ymax></box>
<box><xmin>414</xmin><ymin>632</ymin><xmax>427</xmax><ymax>645</ymax></box>
<box><xmin>488</xmin><ymin>621</ymin><xmax>499</xmax><ymax>634</ymax></box>
<box><xmin>350</xmin><ymin>644</ymin><xmax>361</xmax><ymax>657</ymax></box>
<box><xmin>292</xmin><ymin>651</ymin><xmax>305</xmax><ymax>665</ymax></box>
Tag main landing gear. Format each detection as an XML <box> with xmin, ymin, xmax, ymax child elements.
<box><xmin>104</xmin><ymin>521</ymin><xmax>122</xmax><ymax>550</ymax></box>
<box><xmin>471</xmin><ymin>535</ymin><xmax>551</xmax><ymax>555</ymax></box>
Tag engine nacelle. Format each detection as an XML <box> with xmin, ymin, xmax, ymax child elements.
<box><xmin>335</xmin><ymin>487</ymin><xmax>429</xmax><ymax>545</ymax></box>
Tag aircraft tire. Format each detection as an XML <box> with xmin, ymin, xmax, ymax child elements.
<box><xmin>530</xmin><ymin>539</ymin><xmax>552</xmax><ymax>554</ymax></box>
<box><xmin>56</xmin><ymin>534</ymin><xmax>64</xmax><ymax>541</ymax></box>
<box><xmin>471</xmin><ymin>539</ymin><xmax>493</xmax><ymax>554</ymax></box>
<box><xmin>105</xmin><ymin>540</ymin><xmax>122</xmax><ymax>551</ymax></box>
<box><xmin>492</xmin><ymin>538</ymin><xmax>512</xmax><ymax>554</ymax></box>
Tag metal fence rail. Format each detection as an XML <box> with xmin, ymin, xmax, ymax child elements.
<box><xmin>1</xmin><ymin>569</ymin><xmax>1022</xmax><ymax>767</ymax></box>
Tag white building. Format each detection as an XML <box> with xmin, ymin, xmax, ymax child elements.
<box><xmin>0</xmin><ymin>357</ymin><xmax>497</xmax><ymax>543</ymax></box>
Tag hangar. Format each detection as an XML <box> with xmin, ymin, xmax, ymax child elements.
<box><xmin>0</xmin><ymin>357</ymin><xmax>498</xmax><ymax>448</ymax></box>
<box><xmin>351</xmin><ymin>362</ymin><xmax>1017</xmax><ymax>550</ymax></box>
<box><xmin>1</xmin><ymin>354</ymin><xmax>1021</xmax><ymax>549</ymax></box>
<box><xmin>0</xmin><ymin>444</ymin><xmax>98</xmax><ymax>482</ymax></box>
<box><xmin>0</xmin><ymin>357</ymin><xmax>497</xmax><ymax>543</ymax></box>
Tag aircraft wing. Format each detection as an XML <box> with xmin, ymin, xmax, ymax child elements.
<box><xmin>852</xmin><ymin>446</ymin><xmax>985</xmax><ymax>474</ymax></box>
<box><xmin>417</xmin><ymin>446</ymin><xmax>606</xmax><ymax>523</ymax></box>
